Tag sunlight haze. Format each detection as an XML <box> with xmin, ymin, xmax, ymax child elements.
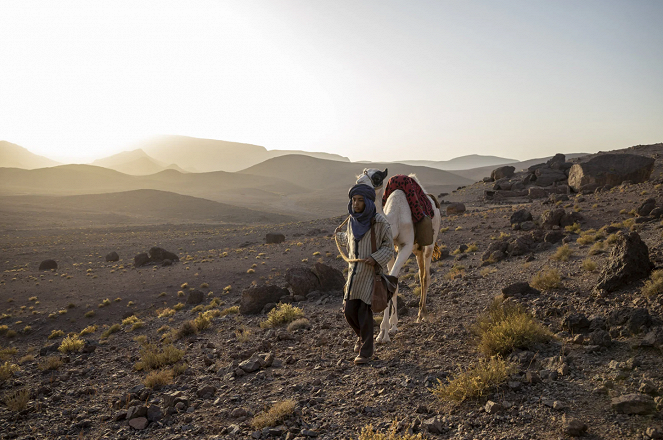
<box><xmin>1</xmin><ymin>0</ymin><xmax>662</xmax><ymax>163</ymax></box>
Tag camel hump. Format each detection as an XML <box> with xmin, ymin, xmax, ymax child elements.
<box><xmin>427</xmin><ymin>193</ymin><xmax>441</xmax><ymax>210</ymax></box>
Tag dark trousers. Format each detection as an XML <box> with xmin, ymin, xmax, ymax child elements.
<box><xmin>344</xmin><ymin>299</ymin><xmax>374</xmax><ymax>358</ymax></box>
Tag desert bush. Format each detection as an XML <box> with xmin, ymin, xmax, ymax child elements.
<box><xmin>173</xmin><ymin>303</ymin><xmax>185</xmax><ymax>311</ymax></box>
<box><xmin>358</xmin><ymin>423</ymin><xmax>423</xmax><ymax>440</ymax></box>
<box><xmin>287</xmin><ymin>318</ymin><xmax>311</xmax><ymax>332</ymax></box>
<box><xmin>260</xmin><ymin>303</ymin><xmax>304</xmax><ymax>328</ymax></box>
<box><xmin>4</xmin><ymin>388</ymin><xmax>29</xmax><ymax>412</ymax></box>
<box><xmin>176</xmin><ymin>321</ymin><xmax>198</xmax><ymax>339</ymax></box>
<box><xmin>0</xmin><ymin>361</ymin><xmax>19</xmax><ymax>381</ymax></box>
<box><xmin>480</xmin><ymin>267</ymin><xmax>498</xmax><ymax>277</ymax></box>
<box><xmin>0</xmin><ymin>325</ymin><xmax>7</xmax><ymax>335</ymax></box>
<box><xmin>445</xmin><ymin>265</ymin><xmax>466</xmax><ymax>280</ymax></box>
<box><xmin>58</xmin><ymin>334</ymin><xmax>85</xmax><ymax>353</ymax></box>
<box><xmin>0</xmin><ymin>347</ymin><xmax>17</xmax><ymax>361</ymax></box>
<box><xmin>466</xmin><ymin>243</ymin><xmax>479</xmax><ymax>253</ymax></box>
<box><xmin>48</xmin><ymin>330</ymin><xmax>64</xmax><ymax>340</ymax></box>
<box><xmin>582</xmin><ymin>258</ymin><xmax>597</xmax><ymax>272</ymax></box>
<box><xmin>531</xmin><ymin>268</ymin><xmax>562</xmax><ymax>290</ymax></box>
<box><xmin>101</xmin><ymin>324</ymin><xmax>121</xmax><ymax>338</ymax></box>
<box><xmin>473</xmin><ymin>299</ymin><xmax>552</xmax><ymax>356</ymax></box>
<box><xmin>19</xmin><ymin>355</ymin><xmax>34</xmax><ymax>364</ymax></box>
<box><xmin>577</xmin><ymin>233</ymin><xmax>598</xmax><ymax>245</ymax></box>
<box><xmin>606</xmin><ymin>233</ymin><xmax>620</xmax><ymax>245</ymax></box>
<box><xmin>193</xmin><ymin>313</ymin><xmax>211</xmax><ymax>331</ymax></box>
<box><xmin>37</xmin><ymin>356</ymin><xmax>62</xmax><ymax>371</ymax></box>
<box><xmin>84</xmin><ymin>310</ymin><xmax>95</xmax><ymax>318</ymax></box>
<box><xmin>235</xmin><ymin>327</ymin><xmax>252</xmax><ymax>343</ymax></box>
<box><xmin>134</xmin><ymin>343</ymin><xmax>184</xmax><ymax>371</ymax></box>
<box><xmin>157</xmin><ymin>308</ymin><xmax>176</xmax><ymax>318</ymax></box>
<box><xmin>143</xmin><ymin>368</ymin><xmax>174</xmax><ymax>388</ymax></box>
<box><xmin>122</xmin><ymin>315</ymin><xmax>140</xmax><ymax>326</ymax></box>
<box><xmin>642</xmin><ymin>270</ymin><xmax>663</xmax><ymax>297</ymax></box>
<box><xmin>551</xmin><ymin>244</ymin><xmax>573</xmax><ymax>261</ymax></box>
<box><xmin>589</xmin><ymin>241</ymin><xmax>606</xmax><ymax>255</ymax></box>
<box><xmin>251</xmin><ymin>399</ymin><xmax>296</xmax><ymax>429</ymax></box>
<box><xmin>431</xmin><ymin>356</ymin><xmax>517</xmax><ymax>403</ymax></box>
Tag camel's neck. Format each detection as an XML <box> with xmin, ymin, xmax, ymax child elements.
<box><xmin>375</xmin><ymin>187</ymin><xmax>385</xmax><ymax>215</ymax></box>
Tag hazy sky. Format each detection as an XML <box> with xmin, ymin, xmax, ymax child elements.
<box><xmin>1</xmin><ymin>0</ymin><xmax>662</xmax><ymax>163</ymax></box>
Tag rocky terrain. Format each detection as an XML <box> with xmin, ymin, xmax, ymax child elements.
<box><xmin>2</xmin><ymin>144</ymin><xmax>663</xmax><ymax>439</ymax></box>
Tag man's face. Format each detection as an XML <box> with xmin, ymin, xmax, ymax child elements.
<box><xmin>352</xmin><ymin>195</ymin><xmax>365</xmax><ymax>213</ymax></box>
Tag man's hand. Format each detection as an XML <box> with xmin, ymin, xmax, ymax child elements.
<box><xmin>362</xmin><ymin>257</ymin><xmax>377</xmax><ymax>266</ymax></box>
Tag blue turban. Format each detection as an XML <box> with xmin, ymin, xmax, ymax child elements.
<box><xmin>347</xmin><ymin>184</ymin><xmax>376</xmax><ymax>242</ymax></box>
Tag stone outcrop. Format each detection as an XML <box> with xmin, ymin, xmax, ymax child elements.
<box><xmin>39</xmin><ymin>259</ymin><xmax>57</xmax><ymax>271</ymax></box>
<box><xmin>285</xmin><ymin>267</ymin><xmax>321</xmax><ymax>298</ymax></box>
<box><xmin>239</xmin><ymin>285</ymin><xmax>290</xmax><ymax>315</ymax></box>
<box><xmin>266</xmin><ymin>233</ymin><xmax>285</xmax><ymax>244</ymax></box>
<box><xmin>105</xmin><ymin>251</ymin><xmax>119</xmax><ymax>262</ymax></box>
<box><xmin>490</xmin><ymin>166</ymin><xmax>515</xmax><ymax>181</ymax></box>
<box><xmin>596</xmin><ymin>232</ymin><xmax>652</xmax><ymax>292</ymax></box>
<box><xmin>568</xmin><ymin>153</ymin><xmax>655</xmax><ymax>192</ymax></box>
<box><xmin>134</xmin><ymin>247</ymin><xmax>179</xmax><ymax>267</ymax></box>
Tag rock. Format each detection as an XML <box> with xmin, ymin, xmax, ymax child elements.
<box><xmin>422</xmin><ymin>415</ymin><xmax>444</xmax><ymax>434</ymax></box>
<box><xmin>491</xmin><ymin>166</ymin><xmax>516</xmax><ymax>181</ymax></box>
<box><xmin>534</xmin><ymin>168</ymin><xmax>567</xmax><ymax>186</ymax></box>
<box><xmin>510</xmin><ymin>209</ymin><xmax>533</xmax><ymax>225</ymax></box>
<box><xmin>311</xmin><ymin>263</ymin><xmax>345</xmax><ymax>291</ymax></box>
<box><xmin>161</xmin><ymin>259</ymin><xmax>172</xmax><ymax>267</ymax></box>
<box><xmin>568</xmin><ymin>153</ymin><xmax>655</xmax><ymax>191</ymax></box>
<box><xmin>146</xmin><ymin>405</ymin><xmax>162</xmax><ymax>422</ymax></box>
<box><xmin>640</xmin><ymin>327</ymin><xmax>663</xmax><ymax>347</ymax></box>
<box><xmin>39</xmin><ymin>343</ymin><xmax>59</xmax><ymax>356</ymax></box>
<box><xmin>528</xmin><ymin>187</ymin><xmax>548</xmax><ymax>199</ymax></box>
<box><xmin>560</xmin><ymin>211</ymin><xmax>583</xmax><ymax>228</ymax></box>
<box><xmin>105</xmin><ymin>252</ymin><xmax>119</xmax><ymax>262</ymax></box>
<box><xmin>481</xmin><ymin>241</ymin><xmax>508</xmax><ymax>262</ymax></box>
<box><xmin>285</xmin><ymin>267</ymin><xmax>321</xmax><ymax>298</ymax></box>
<box><xmin>301</xmin><ymin>430</ymin><xmax>319</xmax><ymax>437</ymax></box>
<box><xmin>162</xmin><ymin>391</ymin><xmax>188</xmax><ymax>409</ymax></box>
<box><xmin>597</xmin><ymin>232</ymin><xmax>652</xmax><ymax>292</ymax></box>
<box><xmin>639</xmin><ymin>380</ymin><xmax>657</xmax><ymax>395</ymax></box>
<box><xmin>485</xmin><ymin>401</ymin><xmax>503</xmax><ymax>414</ymax></box>
<box><xmin>588</xmin><ymin>329</ymin><xmax>612</xmax><ymax>347</ymax></box>
<box><xmin>611</xmin><ymin>394</ymin><xmax>656</xmax><ymax>414</ymax></box>
<box><xmin>265</xmin><ymin>233</ymin><xmax>285</xmax><ymax>244</ymax></box>
<box><xmin>128</xmin><ymin>417</ymin><xmax>148</xmax><ymax>430</ymax></box>
<box><xmin>650</xmin><ymin>207</ymin><xmax>663</xmax><ymax>219</ymax></box>
<box><xmin>186</xmin><ymin>290</ymin><xmax>204</xmax><ymax>305</ymax></box>
<box><xmin>239</xmin><ymin>285</ymin><xmax>290</xmax><ymax>315</ymax></box>
<box><xmin>540</xmin><ymin>208</ymin><xmax>566</xmax><ymax>229</ymax></box>
<box><xmin>544</xmin><ymin>231</ymin><xmax>565</xmax><ymax>243</ymax></box>
<box><xmin>148</xmin><ymin>247</ymin><xmax>179</xmax><ymax>263</ymax></box>
<box><xmin>562</xmin><ymin>313</ymin><xmax>591</xmax><ymax>333</ymax></box>
<box><xmin>231</xmin><ymin>408</ymin><xmax>247</xmax><ymax>418</ymax></box>
<box><xmin>637</xmin><ymin>198</ymin><xmax>657</xmax><ymax>216</ymax></box>
<box><xmin>447</xmin><ymin>203</ymin><xmax>466</xmax><ymax>215</ymax></box>
<box><xmin>647</xmin><ymin>428</ymin><xmax>663</xmax><ymax>439</ymax></box>
<box><xmin>562</xmin><ymin>416</ymin><xmax>587</xmax><ymax>437</ymax></box>
<box><xmin>39</xmin><ymin>259</ymin><xmax>57</xmax><ymax>271</ymax></box>
<box><xmin>525</xmin><ymin>371</ymin><xmax>541</xmax><ymax>384</ymax></box>
<box><xmin>502</xmin><ymin>282</ymin><xmax>540</xmax><ymax>298</ymax></box>
<box><xmin>239</xmin><ymin>357</ymin><xmax>262</xmax><ymax>373</ymax></box>
<box><xmin>196</xmin><ymin>385</ymin><xmax>217</xmax><ymax>399</ymax></box>
<box><xmin>520</xmin><ymin>221</ymin><xmax>536</xmax><ymax>231</ymax></box>
<box><xmin>547</xmin><ymin>153</ymin><xmax>566</xmax><ymax>167</ymax></box>
<box><xmin>134</xmin><ymin>253</ymin><xmax>150</xmax><ymax>268</ymax></box>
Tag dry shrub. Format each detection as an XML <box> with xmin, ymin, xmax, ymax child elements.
<box><xmin>0</xmin><ymin>347</ymin><xmax>17</xmax><ymax>361</ymax></box>
<box><xmin>589</xmin><ymin>241</ymin><xmax>606</xmax><ymax>255</ymax></box>
<box><xmin>564</xmin><ymin>223</ymin><xmax>581</xmax><ymax>234</ymax></box>
<box><xmin>193</xmin><ymin>313</ymin><xmax>211</xmax><ymax>331</ymax></box>
<box><xmin>431</xmin><ymin>356</ymin><xmax>517</xmax><ymax>403</ymax></box>
<box><xmin>143</xmin><ymin>368</ymin><xmax>174</xmax><ymax>389</ymax></box>
<box><xmin>642</xmin><ymin>270</ymin><xmax>663</xmax><ymax>297</ymax></box>
<box><xmin>157</xmin><ymin>308</ymin><xmax>176</xmax><ymax>318</ymax></box>
<box><xmin>260</xmin><ymin>303</ymin><xmax>304</xmax><ymax>328</ymax></box>
<box><xmin>79</xmin><ymin>325</ymin><xmax>97</xmax><ymax>336</ymax></box>
<box><xmin>287</xmin><ymin>318</ymin><xmax>311</xmax><ymax>332</ymax></box>
<box><xmin>176</xmin><ymin>321</ymin><xmax>198</xmax><ymax>339</ymax></box>
<box><xmin>135</xmin><ymin>344</ymin><xmax>184</xmax><ymax>371</ymax></box>
<box><xmin>582</xmin><ymin>258</ymin><xmax>597</xmax><ymax>272</ymax></box>
<box><xmin>606</xmin><ymin>233</ymin><xmax>620</xmax><ymax>245</ymax></box>
<box><xmin>58</xmin><ymin>334</ymin><xmax>84</xmax><ymax>353</ymax></box>
<box><xmin>235</xmin><ymin>327</ymin><xmax>253</xmax><ymax>343</ymax></box>
<box><xmin>473</xmin><ymin>299</ymin><xmax>552</xmax><ymax>356</ymax></box>
<box><xmin>576</xmin><ymin>233</ymin><xmax>598</xmax><ymax>245</ymax></box>
<box><xmin>122</xmin><ymin>315</ymin><xmax>141</xmax><ymax>326</ymax></box>
<box><xmin>466</xmin><ymin>243</ymin><xmax>479</xmax><ymax>253</ymax></box>
<box><xmin>358</xmin><ymin>423</ymin><xmax>424</xmax><ymax>440</ymax></box>
<box><xmin>4</xmin><ymin>388</ymin><xmax>29</xmax><ymax>412</ymax></box>
<box><xmin>480</xmin><ymin>267</ymin><xmax>497</xmax><ymax>277</ymax></box>
<box><xmin>48</xmin><ymin>329</ymin><xmax>64</xmax><ymax>340</ymax></box>
<box><xmin>251</xmin><ymin>399</ymin><xmax>296</xmax><ymax>429</ymax></box>
<box><xmin>0</xmin><ymin>361</ymin><xmax>19</xmax><ymax>381</ymax></box>
<box><xmin>38</xmin><ymin>355</ymin><xmax>62</xmax><ymax>371</ymax></box>
<box><xmin>445</xmin><ymin>265</ymin><xmax>466</xmax><ymax>280</ymax></box>
<box><xmin>531</xmin><ymin>268</ymin><xmax>562</xmax><ymax>290</ymax></box>
<box><xmin>551</xmin><ymin>244</ymin><xmax>573</xmax><ymax>261</ymax></box>
<box><xmin>101</xmin><ymin>324</ymin><xmax>121</xmax><ymax>338</ymax></box>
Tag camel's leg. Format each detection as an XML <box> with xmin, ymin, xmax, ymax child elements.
<box><xmin>388</xmin><ymin>288</ymin><xmax>399</xmax><ymax>335</ymax></box>
<box><xmin>376</xmin><ymin>244</ymin><xmax>412</xmax><ymax>344</ymax></box>
<box><xmin>415</xmin><ymin>248</ymin><xmax>432</xmax><ymax>323</ymax></box>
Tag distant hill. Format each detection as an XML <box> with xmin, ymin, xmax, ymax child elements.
<box><xmin>91</xmin><ymin>149</ymin><xmax>188</xmax><ymax>175</ymax></box>
<box><xmin>451</xmin><ymin>153</ymin><xmax>589</xmax><ymax>182</ymax></box>
<box><xmin>0</xmin><ymin>189</ymin><xmax>295</xmax><ymax>229</ymax></box>
<box><xmin>399</xmin><ymin>154</ymin><xmax>517</xmax><ymax>171</ymax></box>
<box><xmin>136</xmin><ymin>135</ymin><xmax>349</xmax><ymax>172</ymax></box>
<box><xmin>0</xmin><ymin>141</ymin><xmax>60</xmax><ymax>169</ymax></box>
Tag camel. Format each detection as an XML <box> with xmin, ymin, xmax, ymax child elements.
<box><xmin>356</xmin><ymin>168</ymin><xmax>441</xmax><ymax>344</ymax></box>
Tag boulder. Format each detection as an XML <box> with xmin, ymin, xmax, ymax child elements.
<box><xmin>239</xmin><ymin>285</ymin><xmax>290</xmax><ymax>315</ymax></box>
<box><xmin>128</xmin><ymin>417</ymin><xmax>148</xmax><ymax>430</ymax></box>
<box><xmin>447</xmin><ymin>203</ymin><xmax>466</xmax><ymax>215</ymax></box>
<box><xmin>649</xmin><ymin>207</ymin><xmax>663</xmax><ymax>219</ymax></box>
<box><xmin>422</xmin><ymin>415</ymin><xmax>444</xmax><ymax>434</ymax></box>
<box><xmin>528</xmin><ymin>187</ymin><xmax>548</xmax><ymax>199</ymax></box>
<box><xmin>510</xmin><ymin>209</ymin><xmax>533</xmax><ymax>226</ymax></box>
<box><xmin>637</xmin><ymin>198</ymin><xmax>656</xmax><ymax>217</ymax></box>
<box><xmin>311</xmin><ymin>263</ymin><xmax>345</xmax><ymax>291</ymax></box>
<box><xmin>134</xmin><ymin>253</ymin><xmax>150</xmax><ymax>268</ymax></box>
<box><xmin>105</xmin><ymin>252</ymin><xmax>119</xmax><ymax>262</ymax></box>
<box><xmin>611</xmin><ymin>394</ymin><xmax>656</xmax><ymax>414</ymax></box>
<box><xmin>265</xmin><ymin>233</ymin><xmax>285</xmax><ymax>244</ymax></box>
<box><xmin>39</xmin><ymin>259</ymin><xmax>57</xmax><ymax>271</ymax></box>
<box><xmin>568</xmin><ymin>154</ymin><xmax>655</xmax><ymax>192</ymax></box>
<box><xmin>481</xmin><ymin>241</ymin><xmax>508</xmax><ymax>262</ymax></box>
<box><xmin>285</xmin><ymin>267</ymin><xmax>321</xmax><ymax>298</ymax></box>
<box><xmin>560</xmin><ymin>211</ymin><xmax>583</xmax><ymax>227</ymax></box>
<box><xmin>148</xmin><ymin>247</ymin><xmax>179</xmax><ymax>263</ymax></box>
<box><xmin>491</xmin><ymin>166</ymin><xmax>516</xmax><ymax>181</ymax></box>
<box><xmin>562</xmin><ymin>313</ymin><xmax>590</xmax><ymax>333</ymax></box>
<box><xmin>540</xmin><ymin>208</ymin><xmax>566</xmax><ymax>229</ymax></box>
<box><xmin>186</xmin><ymin>290</ymin><xmax>204</xmax><ymax>305</ymax></box>
<box><xmin>597</xmin><ymin>232</ymin><xmax>652</xmax><ymax>292</ymax></box>
<box><xmin>547</xmin><ymin>153</ymin><xmax>566</xmax><ymax>168</ymax></box>
<box><xmin>502</xmin><ymin>282</ymin><xmax>540</xmax><ymax>298</ymax></box>
<box><xmin>562</xmin><ymin>416</ymin><xmax>587</xmax><ymax>437</ymax></box>
<box><xmin>534</xmin><ymin>169</ymin><xmax>567</xmax><ymax>186</ymax></box>
<box><xmin>544</xmin><ymin>231</ymin><xmax>565</xmax><ymax>243</ymax></box>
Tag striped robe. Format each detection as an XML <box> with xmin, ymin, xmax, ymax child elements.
<box><xmin>338</xmin><ymin>213</ymin><xmax>394</xmax><ymax>305</ymax></box>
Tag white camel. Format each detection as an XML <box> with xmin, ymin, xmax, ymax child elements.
<box><xmin>356</xmin><ymin>168</ymin><xmax>441</xmax><ymax>344</ymax></box>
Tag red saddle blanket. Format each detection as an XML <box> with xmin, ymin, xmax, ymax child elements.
<box><xmin>382</xmin><ymin>175</ymin><xmax>434</xmax><ymax>223</ymax></box>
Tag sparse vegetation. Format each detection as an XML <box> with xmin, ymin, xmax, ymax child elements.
<box><xmin>134</xmin><ymin>343</ymin><xmax>184</xmax><ymax>371</ymax></box>
<box><xmin>84</xmin><ymin>310</ymin><xmax>95</xmax><ymax>318</ymax></box>
<box><xmin>589</xmin><ymin>241</ymin><xmax>606</xmax><ymax>255</ymax></box>
<box><xmin>251</xmin><ymin>399</ymin><xmax>296</xmax><ymax>429</ymax></box>
<box><xmin>642</xmin><ymin>270</ymin><xmax>663</xmax><ymax>297</ymax></box>
<box><xmin>0</xmin><ymin>361</ymin><xmax>19</xmax><ymax>381</ymax></box>
<box><xmin>143</xmin><ymin>368</ymin><xmax>174</xmax><ymax>388</ymax></box>
<box><xmin>358</xmin><ymin>423</ymin><xmax>424</xmax><ymax>440</ymax></box>
<box><xmin>445</xmin><ymin>264</ymin><xmax>466</xmax><ymax>280</ymax></box>
<box><xmin>3</xmin><ymin>388</ymin><xmax>29</xmax><ymax>412</ymax></box>
<box><xmin>101</xmin><ymin>324</ymin><xmax>121</xmax><ymax>338</ymax></box>
<box><xmin>260</xmin><ymin>303</ymin><xmax>305</xmax><ymax>328</ymax></box>
<box><xmin>565</xmin><ymin>222</ymin><xmax>581</xmax><ymax>234</ymax></box>
<box><xmin>235</xmin><ymin>327</ymin><xmax>253</xmax><ymax>343</ymax></box>
<box><xmin>473</xmin><ymin>298</ymin><xmax>552</xmax><ymax>356</ymax></box>
<box><xmin>431</xmin><ymin>356</ymin><xmax>517</xmax><ymax>403</ymax></box>
<box><xmin>551</xmin><ymin>244</ymin><xmax>573</xmax><ymax>261</ymax></box>
<box><xmin>48</xmin><ymin>329</ymin><xmax>64</xmax><ymax>340</ymax></box>
<box><xmin>220</xmin><ymin>306</ymin><xmax>240</xmax><ymax>316</ymax></box>
<box><xmin>531</xmin><ymin>268</ymin><xmax>562</xmax><ymax>290</ymax></box>
<box><xmin>157</xmin><ymin>308</ymin><xmax>176</xmax><ymax>318</ymax></box>
<box><xmin>287</xmin><ymin>318</ymin><xmax>311</xmax><ymax>332</ymax></box>
<box><xmin>582</xmin><ymin>258</ymin><xmax>597</xmax><ymax>272</ymax></box>
<box><xmin>58</xmin><ymin>334</ymin><xmax>85</xmax><ymax>353</ymax></box>
<box><xmin>38</xmin><ymin>355</ymin><xmax>62</xmax><ymax>371</ymax></box>
<box><xmin>80</xmin><ymin>325</ymin><xmax>97</xmax><ymax>336</ymax></box>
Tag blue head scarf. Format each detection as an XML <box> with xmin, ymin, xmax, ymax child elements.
<box><xmin>348</xmin><ymin>184</ymin><xmax>376</xmax><ymax>241</ymax></box>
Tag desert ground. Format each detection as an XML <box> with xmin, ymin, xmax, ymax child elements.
<box><xmin>2</xmin><ymin>145</ymin><xmax>663</xmax><ymax>439</ymax></box>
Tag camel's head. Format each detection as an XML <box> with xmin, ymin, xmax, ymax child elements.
<box><xmin>356</xmin><ymin>168</ymin><xmax>388</xmax><ymax>190</ymax></box>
